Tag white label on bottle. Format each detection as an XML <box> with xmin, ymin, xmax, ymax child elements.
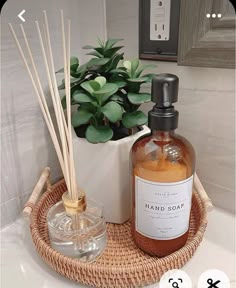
<box><xmin>135</xmin><ymin>175</ymin><xmax>193</xmax><ymax>240</ymax></box>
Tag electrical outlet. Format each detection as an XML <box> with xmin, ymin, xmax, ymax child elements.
<box><xmin>150</xmin><ymin>0</ymin><xmax>171</xmax><ymax>41</ymax></box>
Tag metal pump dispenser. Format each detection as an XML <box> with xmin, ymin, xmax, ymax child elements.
<box><xmin>148</xmin><ymin>74</ymin><xmax>179</xmax><ymax>131</ymax></box>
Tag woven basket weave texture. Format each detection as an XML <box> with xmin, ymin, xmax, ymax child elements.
<box><xmin>30</xmin><ymin>179</ymin><xmax>207</xmax><ymax>288</ymax></box>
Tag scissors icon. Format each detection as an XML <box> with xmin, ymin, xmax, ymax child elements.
<box><xmin>207</xmin><ymin>278</ymin><xmax>221</xmax><ymax>288</ymax></box>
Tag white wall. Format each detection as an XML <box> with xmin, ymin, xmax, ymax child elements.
<box><xmin>106</xmin><ymin>0</ymin><xmax>235</xmax><ymax>213</ymax></box>
<box><xmin>0</xmin><ymin>0</ymin><xmax>106</xmax><ymax>227</ymax></box>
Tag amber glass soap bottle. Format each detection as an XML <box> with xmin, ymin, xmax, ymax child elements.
<box><xmin>131</xmin><ymin>74</ymin><xmax>195</xmax><ymax>257</ymax></box>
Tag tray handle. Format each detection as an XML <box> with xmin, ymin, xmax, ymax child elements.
<box><xmin>22</xmin><ymin>167</ymin><xmax>51</xmax><ymax>217</ymax></box>
<box><xmin>194</xmin><ymin>173</ymin><xmax>213</xmax><ymax>212</ymax></box>
<box><xmin>22</xmin><ymin>168</ymin><xmax>212</xmax><ymax>216</ymax></box>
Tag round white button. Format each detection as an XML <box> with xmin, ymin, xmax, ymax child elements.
<box><xmin>197</xmin><ymin>269</ymin><xmax>230</xmax><ymax>288</ymax></box>
<box><xmin>160</xmin><ymin>269</ymin><xmax>192</xmax><ymax>288</ymax></box>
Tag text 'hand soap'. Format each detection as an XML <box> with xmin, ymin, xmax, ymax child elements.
<box><xmin>131</xmin><ymin>74</ymin><xmax>195</xmax><ymax>257</ymax></box>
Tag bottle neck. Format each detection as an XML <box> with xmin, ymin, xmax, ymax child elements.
<box><xmin>151</xmin><ymin>130</ymin><xmax>175</xmax><ymax>141</ymax></box>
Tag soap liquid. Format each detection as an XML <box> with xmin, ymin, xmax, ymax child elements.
<box><xmin>131</xmin><ymin>131</ymin><xmax>195</xmax><ymax>257</ymax></box>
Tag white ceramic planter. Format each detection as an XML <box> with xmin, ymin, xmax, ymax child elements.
<box><xmin>72</xmin><ymin>125</ymin><xmax>150</xmax><ymax>224</ymax></box>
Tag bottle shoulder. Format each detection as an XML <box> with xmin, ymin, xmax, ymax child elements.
<box><xmin>133</xmin><ymin>132</ymin><xmax>193</xmax><ymax>150</ymax></box>
<box><xmin>132</xmin><ymin>132</ymin><xmax>195</xmax><ymax>181</ymax></box>
<box><xmin>132</xmin><ymin>132</ymin><xmax>195</xmax><ymax>164</ymax></box>
<box><xmin>172</xmin><ymin>133</ymin><xmax>195</xmax><ymax>154</ymax></box>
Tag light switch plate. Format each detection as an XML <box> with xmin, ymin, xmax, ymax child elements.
<box><xmin>150</xmin><ymin>0</ymin><xmax>171</xmax><ymax>41</ymax></box>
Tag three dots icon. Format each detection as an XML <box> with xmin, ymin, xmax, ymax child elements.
<box><xmin>206</xmin><ymin>13</ymin><xmax>222</xmax><ymax>18</ymax></box>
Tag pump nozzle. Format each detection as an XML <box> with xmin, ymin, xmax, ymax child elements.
<box><xmin>148</xmin><ymin>74</ymin><xmax>179</xmax><ymax>131</ymax></box>
<box><xmin>151</xmin><ymin>74</ymin><xmax>179</xmax><ymax>107</ymax></box>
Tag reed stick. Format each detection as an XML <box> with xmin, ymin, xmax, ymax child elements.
<box><xmin>43</xmin><ymin>10</ymin><xmax>71</xmax><ymax>194</ymax></box>
<box><xmin>25</xmin><ymin>19</ymin><xmax>70</xmax><ymax>190</ymax></box>
<box><xmin>8</xmin><ymin>24</ymin><xmax>66</xmax><ymax>177</ymax></box>
<box><xmin>9</xmin><ymin>10</ymin><xmax>80</xmax><ymax>201</ymax></box>
<box><xmin>20</xmin><ymin>24</ymin><xmax>54</xmax><ymax>130</ymax></box>
<box><xmin>35</xmin><ymin>21</ymin><xmax>69</xmax><ymax>141</ymax></box>
<box><xmin>60</xmin><ymin>11</ymin><xmax>78</xmax><ymax>200</ymax></box>
<box><xmin>60</xmin><ymin>12</ymin><xmax>78</xmax><ymax>200</ymax></box>
<box><xmin>34</xmin><ymin>21</ymin><xmax>72</xmax><ymax>190</ymax></box>
<box><xmin>60</xmin><ymin>11</ymin><xmax>73</xmax><ymax>197</ymax></box>
<box><xmin>41</xmin><ymin>22</ymin><xmax>69</xmax><ymax>141</ymax></box>
<box><xmin>67</xmin><ymin>19</ymin><xmax>78</xmax><ymax>200</ymax></box>
<box><xmin>19</xmin><ymin>24</ymin><xmax>70</xmax><ymax>190</ymax></box>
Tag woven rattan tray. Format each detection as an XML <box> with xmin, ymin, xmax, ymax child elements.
<box><xmin>24</xmin><ymin>168</ymin><xmax>210</xmax><ymax>288</ymax></box>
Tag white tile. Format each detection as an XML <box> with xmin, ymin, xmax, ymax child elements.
<box><xmin>106</xmin><ymin>0</ymin><xmax>138</xmax><ymax>22</ymax></box>
<box><xmin>201</xmin><ymin>180</ymin><xmax>235</xmax><ymax>214</ymax></box>
<box><xmin>0</xmin><ymin>197</ymin><xmax>21</xmax><ymax>228</ymax></box>
<box><xmin>107</xmin><ymin>18</ymin><xmax>139</xmax><ymax>59</ymax></box>
<box><xmin>141</xmin><ymin>62</ymin><xmax>235</xmax><ymax>92</ymax></box>
<box><xmin>1</xmin><ymin>119</ymin><xmax>62</xmax><ymax>205</ymax></box>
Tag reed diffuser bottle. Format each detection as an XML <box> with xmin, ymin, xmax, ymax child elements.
<box><xmin>47</xmin><ymin>190</ymin><xmax>107</xmax><ymax>261</ymax></box>
<box><xmin>9</xmin><ymin>10</ymin><xmax>107</xmax><ymax>262</ymax></box>
<box><xmin>131</xmin><ymin>74</ymin><xmax>195</xmax><ymax>257</ymax></box>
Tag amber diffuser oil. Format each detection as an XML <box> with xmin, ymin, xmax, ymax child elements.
<box><xmin>131</xmin><ymin>74</ymin><xmax>195</xmax><ymax>257</ymax></box>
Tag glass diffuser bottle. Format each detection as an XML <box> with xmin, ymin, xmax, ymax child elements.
<box><xmin>47</xmin><ymin>190</ymin><xmax>107</xmax><ymax>261</ymax></box>
<box><xmin>9</xmin><ymin>9</ymin><xmax>108</xmax><ymax>263</ymax></box>
<box><xmin>131</xmin><ymin>74</ymin><xmax>195</xmax><ymax>257</ymax></box>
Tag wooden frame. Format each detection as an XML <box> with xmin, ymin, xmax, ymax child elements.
<box><xmin>178</xmin><ymin>0</ymin><xmax>235</xmax><ymax>69</ymax></box>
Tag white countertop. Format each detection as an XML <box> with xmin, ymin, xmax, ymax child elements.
<box><xmin>1</xmin><ymin>207</ymin><xmax>236</xmax><ymax>288</ymax></box>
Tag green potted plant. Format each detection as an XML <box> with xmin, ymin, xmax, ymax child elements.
<box><xmin>58</xmin><ymin>39</ymin><xmax>156</xmax><ymax>223</ymax></box>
